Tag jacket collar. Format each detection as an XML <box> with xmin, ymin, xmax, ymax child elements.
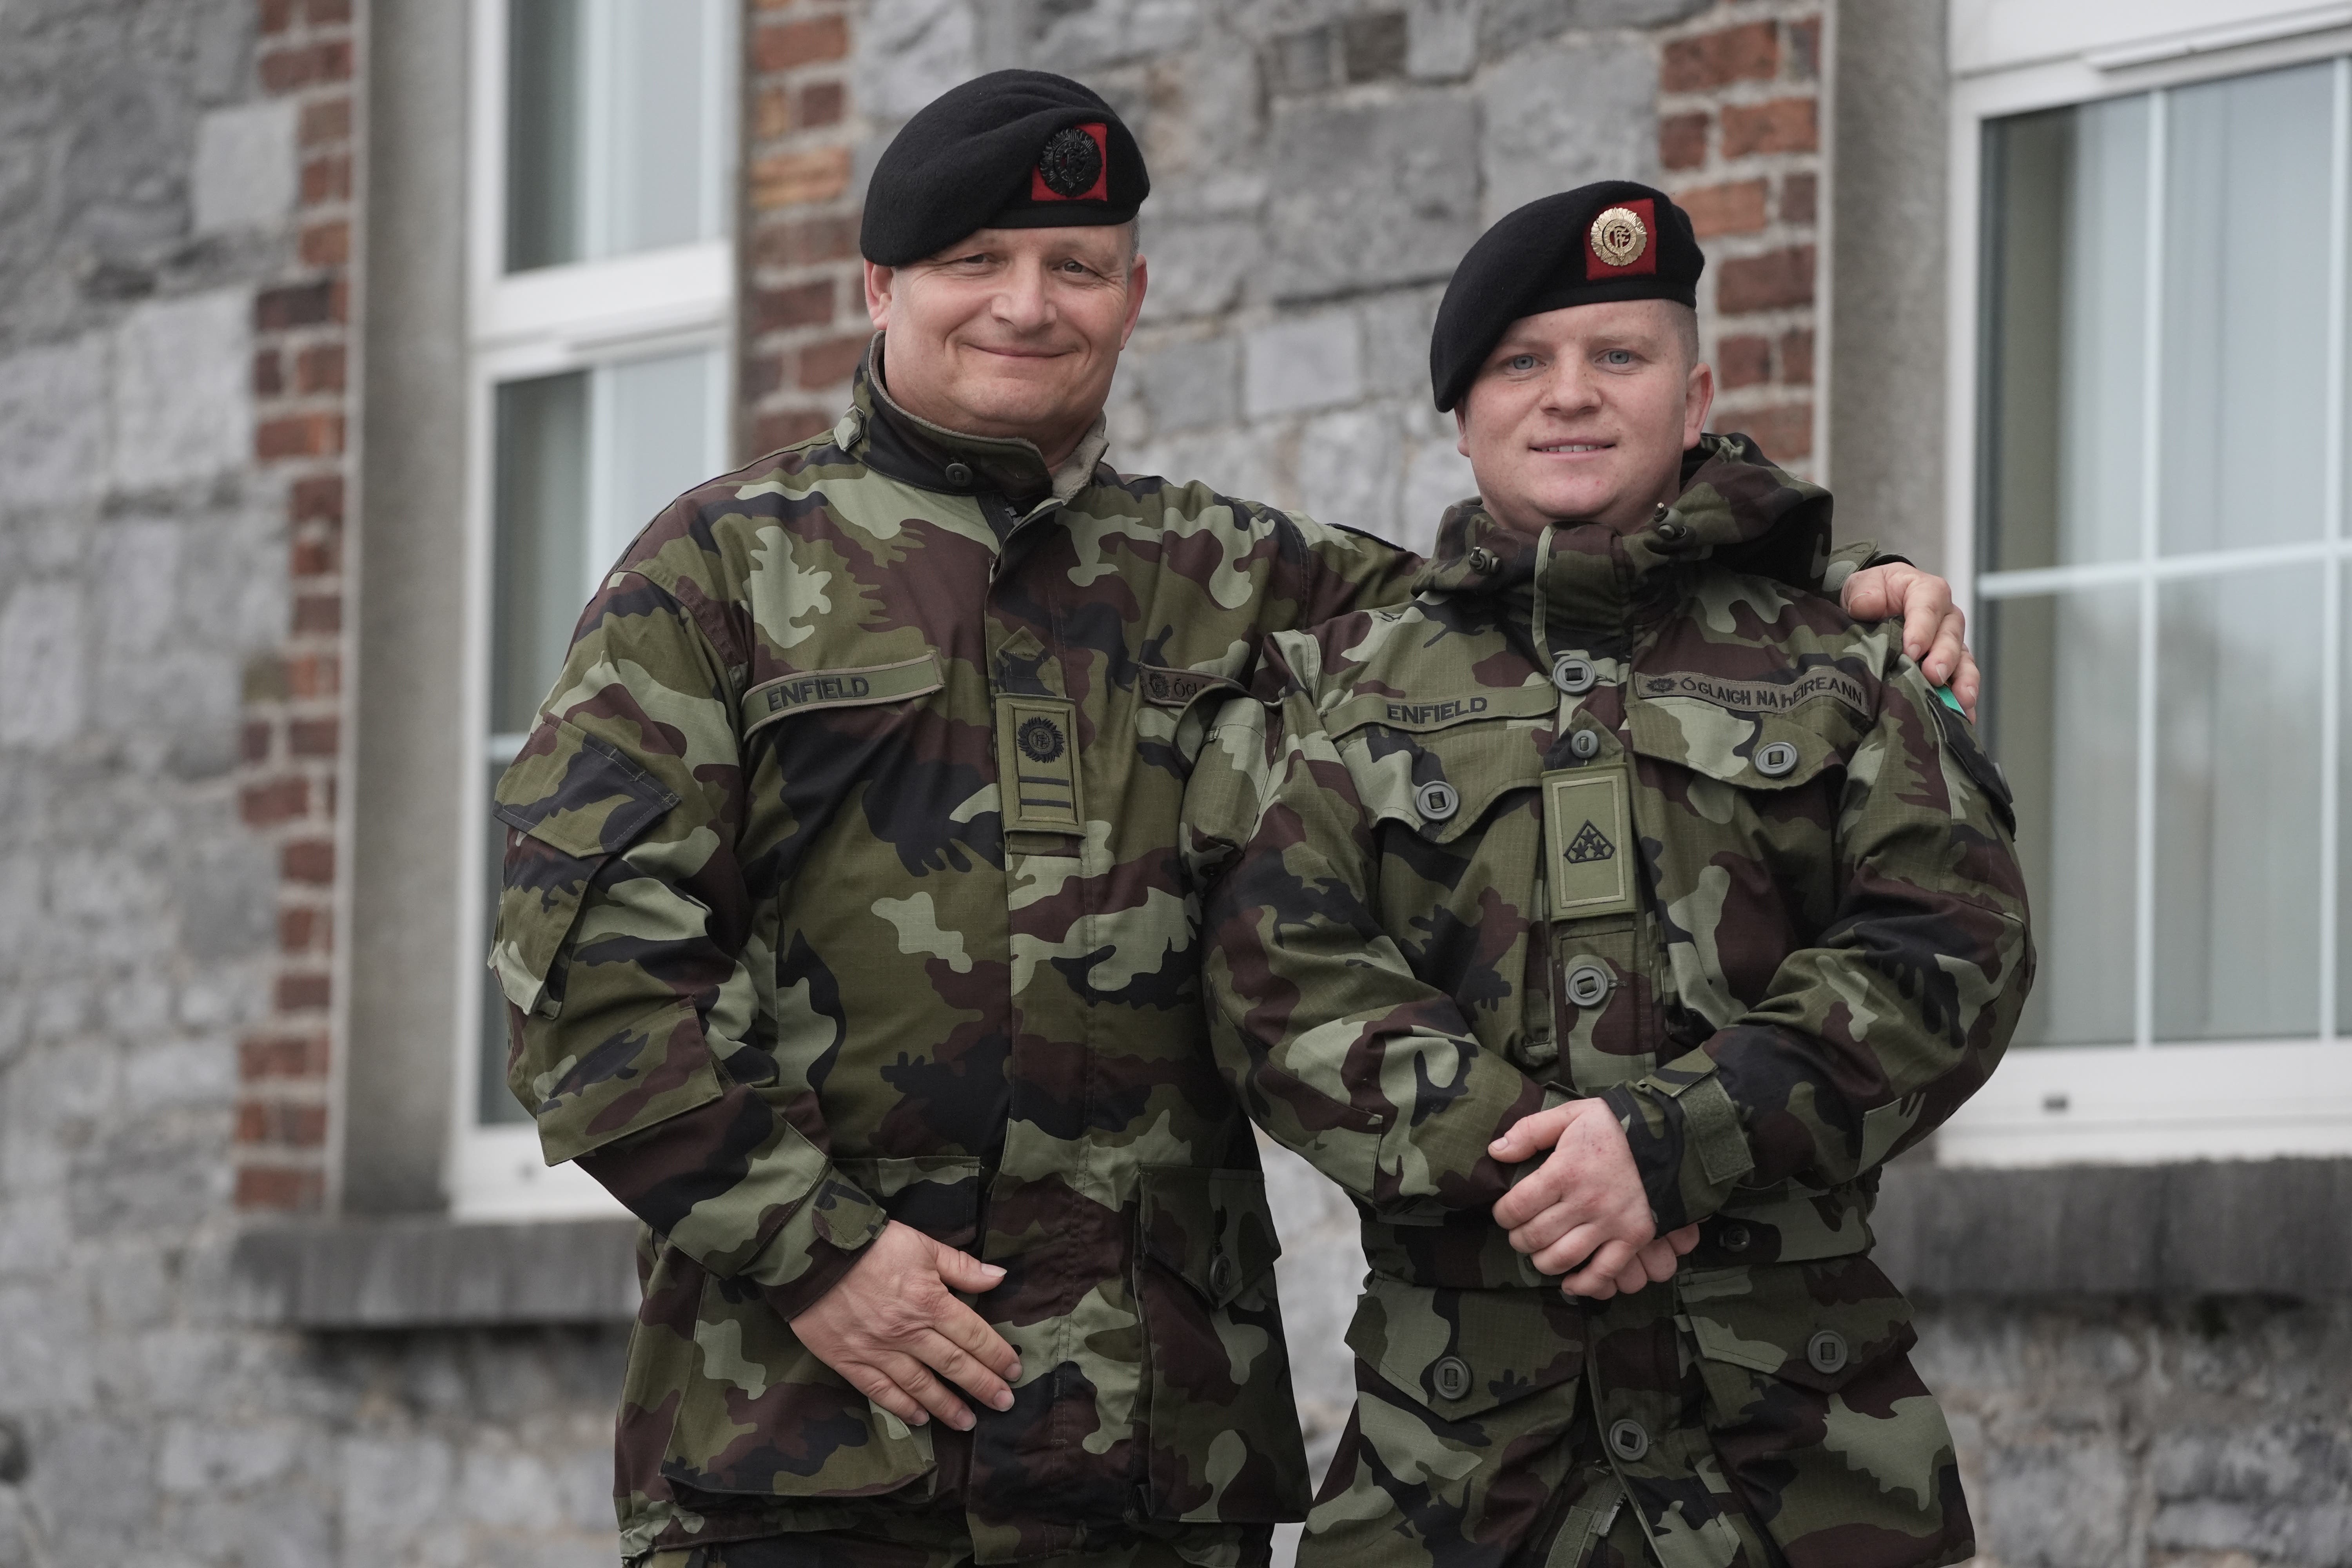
<box><xmin>842</xmin><ymin>333</ymin><xmax>1112</xmax><ymax>506</ymax></box>
<box><xmin>1412</xmin><ymin>432</ymin><xmax>1837</xmax><ymax>637</ymax></box>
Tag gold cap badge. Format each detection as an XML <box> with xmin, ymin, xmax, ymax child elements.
<box><xmin>1589</xmin><ymin>206</ymin><xmax>1648</xmax><ymax>268</ymax></box>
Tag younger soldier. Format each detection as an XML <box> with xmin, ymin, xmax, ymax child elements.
<box><xmin>1183</xmin><ymin>182</ymin><xmax>2033</xmax><ymax>1568</ymax></box>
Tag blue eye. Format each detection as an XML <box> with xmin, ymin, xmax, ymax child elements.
<box><xmin>1602</xmin><ymin>350</ymin><xmax>1634</xmax><ymax>366</ymax></box>
<box><xmin>1508</xmin><ymin>354</ymin><xmax>1539</xmax><ymax>371</ymax></box>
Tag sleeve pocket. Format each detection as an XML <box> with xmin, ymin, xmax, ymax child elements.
<box><xmin>488</xmin><ymin>720</ymin><xmax>683</xmax><ymax>1019</ymax></box>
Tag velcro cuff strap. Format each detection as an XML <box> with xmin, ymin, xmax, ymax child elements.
<box><xmin>1673</xmin><ymin>1072</ymin><xmax>1754</xmax><ymax>1189</ymax></box>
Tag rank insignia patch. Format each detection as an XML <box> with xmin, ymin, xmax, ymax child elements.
<box><xmin>1031</xmin><ymin>123</ymin><xmax>1109</xmax><ymax>202</ymax></box>
<box><xmin>1545</xmin><ymin>765</ymin><xmax>1637</xmax><ymax>918</ymax></box>
<box><xmin>997</xmin><ymin>695</ymin><xmax>1085</xmax><ymax>834</ymax></box>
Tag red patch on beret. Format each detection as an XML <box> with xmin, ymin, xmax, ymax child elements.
<box><xmin>1029</xmin><ymin>122</ymin><xmax>1110</xmax><ymax>203</ymax></box>
<box><xmin>1585</xmin><ymin>197</ymin><xmax>1660</xmax><ymax>279</ymax></box>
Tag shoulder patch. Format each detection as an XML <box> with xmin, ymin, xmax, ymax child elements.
<box><xmin>1634</xmin><ymin>666</ymin><xmax>1871</xmax><ymax>720</ymax></box>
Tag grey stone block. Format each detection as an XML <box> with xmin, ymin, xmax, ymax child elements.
<box><xmin>1245</xmin><ymin>312</ymin><xmax>1361</xmax><ymax>418</ymax></box>
<box><xmin>857</xmin><ymin>0</ymin><xmax>980</xmax><ymax>122</ymax></box>
<box><xmin>0</xmin><ymin>583</ymin><xmax>85</xmax><ymax>751</ymax></box>
<box><xmin>191</xmin><ymin>101</ymin><xmax>296</xmax><ymax>235</ymax></box>
<box><xmin>1405</xmin><ymin>0</ymin><xmax>1477</xmax><ymax>80</ymax></box>
<box><xmin>1264</xmin><ymin>95</ymin><xmax>1480</xmax><ymax>302</ymax></box>
<box><xmin>1296</xmin><ymin>406</ymin><xmax>1401</xmax><ymax>539</ymax></box>
<box><xmin>110</xmin><ymin>290</ymin><xmax>251</xmax><ymax>493</ymax></box>
<box><xmin>231</xmin><ymin>1218</ymin><xmax>642</xmax><ymax>1327</ymax></box>
<box><xmin>1357</xmin><ymin>285</ymin><xmax>1444</xmax><ymax>400</ymax></box>
<box><xmin>1479</xmin><ymin>36</ymin><xmax>1658</xmax><ymax>227</ymax></box>
<box><xmin>1133</xmin><ymin>336</ymin><xmax>1240</xmax><ymax>434</ymax></box>
<box><xmin>1139</xmin><ymin>216</ymin><xmax>1265</xmax><ymax>323</ymax></box>
<box><xmin>0</xmin><ymin>337</ymin><xmax>107</xmax><ymax>516</ymax></box>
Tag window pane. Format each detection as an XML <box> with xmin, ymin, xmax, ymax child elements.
<box><xmin>2160</xmin><ymin>63</ymin><xmax>2336</xmax><ymax>556</ymax></box>
<box><xmin>491</xmin><ymin>371</ymin><xmax>591</xmax><ymax>737</ymax></box>
<box><xmin>1984</xmin><ymin>588</ymin><xmax>2140</xmax><ymax>1047</ymax></box>
<box><xmin>609</xmin><ymin>2</ymin><xmax>717</xmax><ymax>256</ymax></box>
<box><xmin>505</xmin><ymin>0</ymin><xmax>585</xmax><ymax>271</ymax></box>
<box><xmin>601</xmin><ymin>349</ymin><xmax>722</xmax><ymax>570</ymax></box>
<box><xmin>505</xmin><ymin>0</ymin><xmax>731</xmax><ymax>272</ymax></box>
<box><xmin>479</xmin><ymin>351</ymin><xmax>720</xmax><ymax>1128</ymax></box>
<box><xmin>2152</xmin><ymin>568</ymin><xmax>2325</xmax><ymax>1041</ymax></box>
<box><xmin>1981</xmin><ymin>97</ymin><xmax>2150</xmax><ymax>572</ymax></box>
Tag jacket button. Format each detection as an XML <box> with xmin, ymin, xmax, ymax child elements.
<box><xmin>1755</xmin><ymin>740</ymin><xmax>1800</xmax><ymax>777</ymax></box>
<box><xmin>944</xmin><ymin>462</ymin><xmax>974</xmax><ymax>486</ymax></box>
<box><xmin>1416</xmin><ymin>780</ymin><xmax>1460</xmax><ymax>822</ymax></box>
<box><xmin>1807</xmin><ymin>1330</ymin><xmax>1849</xmax><ymax>1376</ymax></box>
<box><xmin>1568</xmin><ymin>729</ymin><xmax>1602</xmax><ymax>761</ymax></box>
<box><xmin>1207</xmin><ymin>1252</ymin><xmax>1235</xmax><ymax>1300</ymax></box>
<box><xmin>1654</xmin><ymin>518</ymin><xmax>1693</xmax><ymax>546</ymax></box>
<box><xmin>1564</xmin><ymin>960</ymin><xmax>1611</xmax><ymax>1008</ymax></box>
<box><xmin>1432</xmin><ymin>1356</ymin><xmax>1472</xmax><ymax>1400</ymax></box>
<box><xmin>1719</xmin><ymin>1222</ymin><xmax>1752</xmax><ymax>1253</ymax></box>
<box><xmin>1552</xmin><ymin>655</ymin><xmax>1597</xmax><ymax>695</ymax></box>
<box><xmin>1467</xmin><ymin>547</ymin><xmax>1498</xmax><ymax>573</ymax></box>
<box><xmin>1608</xmin><ymin>1418</ymin><xmax>1650</xmax><ymax>1461</ymax></box>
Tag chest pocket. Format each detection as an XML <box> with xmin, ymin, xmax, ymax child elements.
<box><xmin>1623</xmin><ymin>677</ymin><xmax>1872</xmax><ymax>1025</ymax></box>
<box><xmin>1333</xmin><ymin>690</ymin><xmax>1555</xmax><ymax>1063</ymax></box>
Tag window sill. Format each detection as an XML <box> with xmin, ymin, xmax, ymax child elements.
<box><xmin>1875</xmin><ymin>1158</ymin><xmax>2352</xmax><ymax>1298</ymax></box>
<box><xmin>230</xmin><ymin>1214</ymin><xmax>640</xmax><ymax>1328</ymax></box>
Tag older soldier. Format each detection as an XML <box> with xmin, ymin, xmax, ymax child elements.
<box><xmin>490</xmin><ymin>72</ymin><xmax>1975</xmax><ymax>1568</ymax></box>
<box><xmin>1184</xmin><ymin>182</ymin><xmax>2032</xmax><ymax>1568</ymax></box>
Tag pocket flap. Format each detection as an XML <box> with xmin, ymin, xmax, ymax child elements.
<box><xmin>489</xmin><ymin>721</ymin><xmax>681</xmax><ymax>1016</ymax></box>
<box><xmin>493</xmin><ymin>720</ymin><xmax>682</xmax><ymax>859</ymax></box>
<box><xmin>1627</xmin><ymin>693</ymin><xmax>1850</xmax><ymax>793</ymax></box>
<box><xmin>1139</xmin><ymin>1167</ymin><xmax>1282</xmax><ymax>1308</ymax></box>
<box><xmin>1344</xmin><ymin>719</ymin><xmax>1551</xmax><ymax>846</ymax></box>
<box><xmin>1680</xmin><ymin>1256</ymin><xmax>1918</xmax><ymax>1393</ymax></box>
<box><xmin>1344</xmin><ymin>1276</ymin><xmax>1584</xmax><ymax>1418</ymax></box>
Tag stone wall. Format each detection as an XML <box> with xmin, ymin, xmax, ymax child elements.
<box><xmin>3</xmin><ymin>1</ymin><xmax>2352</xmax><ymax>1566</ymax></box>
<box><xmin>0</xmin><ymin>4</ymin><xmax>621</xmax><ymax>1563</ymax></box>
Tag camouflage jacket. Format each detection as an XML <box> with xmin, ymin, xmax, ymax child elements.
<box><xmin>489</xmin><ymin>347</ymin><xmax>1431</xmax><ymax>1561</ymax></box>
<box><xmin>1182</xmin><ymin>436</ymin><xmax>2033</xmax><ymax>1568</ymax></box>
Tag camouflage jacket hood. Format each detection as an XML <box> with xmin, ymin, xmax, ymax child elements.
<box><xmin>1411</xmin><ymin>431</ymin><xmax>1840</xmax><ymax>627</ymax></box>
<box><xmin>489</xmin><ymin>355</ymin><xmax>1424</xmax><ymax>1560</ymax></box>
<box><xmin>1181</xmin><ymin>437</ymin><xmax>2031</xmax><ymax>1568</ymax></box>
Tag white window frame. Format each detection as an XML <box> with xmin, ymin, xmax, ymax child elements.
<box><xmin>1940</xmin><ymin>0</ymin><xmax>2352</xmax><ymax>1166</ymax></box>
<box><xmin>448</xmin><ymin>0</ymin><xmax>737</xmax><ymax>1220</ymax></box>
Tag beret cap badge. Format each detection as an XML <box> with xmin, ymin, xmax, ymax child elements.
<box><xmin>1589</xmin><ymin>206</ymin><xmax>1648</xmax><ymax>269</ymax></box>
<box><xmin>1035</xmin><ymin>124</ymin><xmax>1107</xmax><ymax>200</ymax></box>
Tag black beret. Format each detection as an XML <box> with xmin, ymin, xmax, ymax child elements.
<box><xmin>1429</xmin><ymin>180</ymin><xmax>1704</xmax><ymax>411</ymax></box>
<box><xmin>860</xmin><ymin>70</ymin><xmax>1150</xmax><ymax>266</ymax></box>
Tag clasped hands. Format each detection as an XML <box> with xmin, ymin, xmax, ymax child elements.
<box><xmin>1489</xmin><ymin>1099</ymin><xmax>1700</xmax><ymax>1300</ymax></box>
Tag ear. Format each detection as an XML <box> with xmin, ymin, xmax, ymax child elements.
<box><xmin>1118</xmin><ymin>253</ymin><xmax>1150</xmax><ymax>348</ymax></box>
<box><xmin>1681</xmin><ymin>358</ymin><xmax>1714</xmax><ymax>450</ymax></box>
<box><xmin>864</xmin><ymin>261</ymin><xmax>895</xmax><ymax>331</ymax></box>
<box><xmin>1454</xmin><ymin>403</ymin><xmax>1471</xmax><ymax>460</ymax></box>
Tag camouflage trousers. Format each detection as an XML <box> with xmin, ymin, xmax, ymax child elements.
<box><xmin>1299</xmin><ymin>1263</ymin><xmax>1967</xmax><ymax>1568</ymax></box>
<box><xmin>641</xmin><ymin>1514</ymin><xmax>1271</xmax><ymax>1568</ymax></box>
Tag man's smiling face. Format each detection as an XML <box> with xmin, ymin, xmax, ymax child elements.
<box><xmin>1454</xmin><ymin>297</ymin><xmax>1713</xmax><ymax>537</ymax></box>
<box><xmin>865</xmin><ymin>223</ymin><xmax>1145</xmax><ymax>467</ymax></box>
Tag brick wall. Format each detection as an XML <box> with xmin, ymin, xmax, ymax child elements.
<box><xmin>742</xmin><ymin>0</ymin><xmax>871</xmax><ymax>457</ymax></box>
<box><xmin>1658</xmin><ymin>0</ymin><xmax>1822</xmax><ymax>472</ymax></box>
<box><xmin>233</xmin><ymin>0</ymin><xmax>361</xmax><ymax>1213</ymax></box>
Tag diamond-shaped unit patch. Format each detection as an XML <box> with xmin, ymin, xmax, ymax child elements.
<box><xmin>1563</xmin><ymin>819</ymin><xmax>1615</xmax><ymax>864</ymax></box>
